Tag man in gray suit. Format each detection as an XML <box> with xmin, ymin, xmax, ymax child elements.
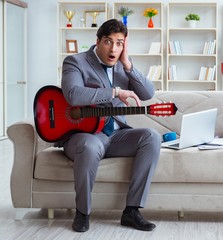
<box><xmin>61</xmin><ymin>19</ymin><xmax>161</xmax><ymax>232</ymax></box>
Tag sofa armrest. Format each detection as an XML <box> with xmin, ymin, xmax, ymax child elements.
<box><xmin>7</xmin><ymin>120</ymin><xmax>53</xmax><ymax>207</ymax></box>
<box><xmin>7</xmin><ymin>121</ymin><xmax>38</xmax><ymax>207</ymax></box>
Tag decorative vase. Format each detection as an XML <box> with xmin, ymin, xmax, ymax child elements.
<box><xmin>122</xmin><ymin>16</ymin><xmax>127</xmax><ymax>26</ymax></box>
<box><xmin>148</xmin><ymin>18</ymin><xmax>154</xmax><ymax>28</ymax></box>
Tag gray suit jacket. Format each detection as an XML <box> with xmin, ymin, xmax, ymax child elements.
<box><xmin>61</xmin><ymin>45</ymin><xmax>155</xmax><ymax>129</ymax></box>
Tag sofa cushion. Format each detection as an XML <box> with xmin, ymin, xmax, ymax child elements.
<box><xmin>155</xmin><ymin>147</ymin><xmax>223</xmax><ymax>183</ymax></box>
<box><xmin>35</xmin><ymin>148</ymin><xmax>73</xmax><ymax>181</ymax></box>
<box><xmin>34</xmin><ymin>146</ymin><xmax>223</xmax><ymax>183</ymax></box>
<box><xmin>34</xmin><ymin>147</ymin><xmax>134</xmax><ymax>182</ymax></box>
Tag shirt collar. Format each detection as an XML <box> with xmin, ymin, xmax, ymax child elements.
<box><xmin>93</xmin><ymin>46</ymin><xmax>114</xmax><ymax>68</ymax></box>
<box><xmin>93</xmin><ymin>46</ymin><xmax>104</xmax><ymax>65</ymax></box>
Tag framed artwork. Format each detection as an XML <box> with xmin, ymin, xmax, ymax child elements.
<box><xmin>66</xmin><ymin>40</ymin><xmax>78</xmax><ymax>53</ymax></box>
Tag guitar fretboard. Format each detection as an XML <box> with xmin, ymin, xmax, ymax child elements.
<box><xmin>75</xmin><ymin>106</ymin><xmax>147</xmax><ymax>118</ymax></box>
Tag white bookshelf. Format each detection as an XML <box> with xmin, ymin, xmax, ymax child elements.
<box><xmin>57</xmin><ymin>1</ymin><xmax>218</xmax><ymax>92</ymax></box>
<box><xmin>167</xmin><ymin>2</ymin><xmax>218</xmax><ymax>91</ymax></box>
<box><xmin>57</xmin><ymin>1</ymin><xmax>108</xmax><ymax>83</ymax></box>
<box><xmin>112</xmin><ymin>2</ymin><xmax>164</xmax><ymax>91</ymax></box>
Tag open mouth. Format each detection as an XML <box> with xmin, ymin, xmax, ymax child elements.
<box><xmin>109</xmin><ymin>55</ymin><xmax>115</xmax><ymax>60</ymax></box>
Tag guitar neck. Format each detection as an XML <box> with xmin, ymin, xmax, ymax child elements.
<box><xmin>79</xmin><ymin>106</ymin><xmax>147</xmax><ymax>118</ymax></box>
<box><xmin>69</xmin><ymin>103</ymin><xmax>177</xmax><ymax>119</ymax></box>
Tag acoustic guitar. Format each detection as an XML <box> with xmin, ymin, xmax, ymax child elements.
<box><xmin>34</xmin><ymin>85</ymin><xmax>178</xmax><ymax>142</ymax></box>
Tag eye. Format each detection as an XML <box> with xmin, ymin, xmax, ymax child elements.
<box><xmin>104</xmin><ymin>39</ymin><xmax>112</xmax><ymax>45</ymax></box>
<box><xmin>117</xmin><ymin>42</ymin><xmax>124</xmax><ymax>47</ymax></box>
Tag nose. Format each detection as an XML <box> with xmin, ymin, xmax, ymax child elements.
<box><xmin>110</xmin><ymin>42</ymin><xmax>117</xmax><ymax>52</ymax></box>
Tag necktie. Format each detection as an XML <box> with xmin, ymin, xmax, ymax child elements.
<box><xmin>101</xmin><ymin>64</ymin><xmax>114</xmax><ymax>136</ymax></box>
<box><xmin>101</xmin><ymin>63</ymin><xmax>113</xmax><ymax>86</ymax></box>
<box><xmin>103</xmin><ymin>116</ymin><xmax>114</xmax><ymax>136</ymax></box>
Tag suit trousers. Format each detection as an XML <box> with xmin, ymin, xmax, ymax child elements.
<box><xmin>63</xmin><ymin>128</ymin><xmax>161</xmax><ymax>215</ymax></box>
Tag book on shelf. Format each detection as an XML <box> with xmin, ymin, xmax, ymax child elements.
<box><xmin>198</xmin><ymin>65</ymin><xmax>216</xmax><ymax>81</ymax></box>
<box><xmin>203</xmin><ymin>40</ymin><xmax>216</xmax><ymax>55</ymax></box>
<box><xmin>146</xmin><ymin>65</ymin><xmax>162</xmax><ymax>81</ymax></box>
<box><xmin>169</xmin><ymin>41</ymin><xmax>175</xmax><ymax>54</ymax></box>
<box><xmin>169</xmin><ymin>41</ymin><xmax>182</xmax><ymax>54</ymax></box>
<box><xmin>168</xmin><ymin>65</ymin><xmax>177</xmax><ymax>80</ymax></box>
<box><xmin>148</xmin><ymin>42</ymin><xmax>161</xmax><ymax>54</ymax></box>
<box><xmin>198</xmin><ymin>66</ymin><xmax>206</xmax><ymax>80</ymax></box>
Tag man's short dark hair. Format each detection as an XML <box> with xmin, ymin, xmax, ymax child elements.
<box><xmin>96</xmin><ymin>19</ymin><xmax>128</xmax><ymax>40</ymax></box>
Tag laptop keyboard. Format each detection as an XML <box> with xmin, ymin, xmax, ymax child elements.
<box><xmin>169</xmin><ymin>143</ymin><xmax>180</xmax><ymax>148</ymax></box>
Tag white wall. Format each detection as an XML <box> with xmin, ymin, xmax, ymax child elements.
<box><xmin>26</xmin><ymin>0</ymin><xmax>57</xmax><ymax>118</ymax></box>
<box><xmin>26</xmin><ymin>0</ymin><xmax>223</xmax><ymax>118</ymax></box>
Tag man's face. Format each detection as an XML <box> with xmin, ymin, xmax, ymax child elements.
<box><xmin>96</xmin><ymin>32</ymin><xmax>125</xmax><ymax>66</ymax></box>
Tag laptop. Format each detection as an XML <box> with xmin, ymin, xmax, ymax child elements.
<box><xmin>161</xmin><ymin>108</ymin><xmax>217</xmax><ymax>150</ymax></box>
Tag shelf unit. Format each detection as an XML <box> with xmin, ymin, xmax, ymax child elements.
<box><xmin>57</xmin><ymin>1</ymin><xmax>108</xmax><ymax>83</ymax></box>
<box><xmin>167</xmin><ymin>2</ymin><xmax>218</xmax><ymax>91</ymax></box>
<box><xmin>112</xmin><ymin>2</ymin><xmax>163</xmax><ymax>91</ymax></box>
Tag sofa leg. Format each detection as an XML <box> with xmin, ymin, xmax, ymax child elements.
<box><xmin>15</xmin><ymin>208</ymin><xmax>29</xmax><ymax>220</ymax></box>
<box><xmin>48</xmin><ymin>209</ymin><xmax>54</xmax><ymax>219</ymax></box>
<box><xmin>178</xmin><ymin>211</ymin><xmax>184</xmax><ymax>219</ymax></box>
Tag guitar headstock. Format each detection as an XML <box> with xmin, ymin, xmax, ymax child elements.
<box><xmin>148</xmin><ymin>102</ymin><xmax>178</xmax><ymax>116</ymax></box>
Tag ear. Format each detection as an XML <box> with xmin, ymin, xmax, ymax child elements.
<box><xmin>96</xmin><ymin>38</ymin><xmax>100</xmax><ymax>46</ymax></box>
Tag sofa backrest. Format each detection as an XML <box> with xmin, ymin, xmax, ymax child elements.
<box><xmin>126</xmin><ymin>91</ymin><xmax>223</xmax><ymax>138</ymax></box>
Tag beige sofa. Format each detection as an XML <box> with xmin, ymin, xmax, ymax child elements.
<box><xmin>7</xmin><ymin>91</ymin><xmax>223</xmax><ymax>220</ymax></box>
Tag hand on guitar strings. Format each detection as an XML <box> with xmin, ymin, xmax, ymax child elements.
<box><xmin>118</xmin><ymin>89</ymin><xmax>141</xmax><ymax>107</ymax></box>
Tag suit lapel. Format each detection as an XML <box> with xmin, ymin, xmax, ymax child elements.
<box><xmin>86</xmin><ymin>47</ymin><xmax>111</xmax><ymax>88</ymax></box>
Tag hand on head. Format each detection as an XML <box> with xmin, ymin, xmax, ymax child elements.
<box><xmin>119</xmin><ymin>36</ymin><xmax>132</xmax><ymax>71</ymax></box>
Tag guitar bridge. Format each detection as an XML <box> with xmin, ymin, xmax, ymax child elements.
<box><xmin>49</xmin><ymin>100</ymin><xmax>55</xmax><ymax>128</ymax></box>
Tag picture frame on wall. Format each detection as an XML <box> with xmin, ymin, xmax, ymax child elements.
<box><xmin>66</xmin><ymin>40</ymin><xmax>78</xmax><ymax>53</ymax></box>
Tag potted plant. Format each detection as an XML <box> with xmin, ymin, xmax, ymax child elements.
<box><xmin>118</xmin><ymin>6</ymin><xmax>134</xmax><ymax>26</ymax></box>
<box><xmin>185</xmin><ymin>13</ymin><xmax>200</xmax><ymax>28</ymax></box>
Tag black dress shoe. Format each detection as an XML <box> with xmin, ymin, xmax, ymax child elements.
<box><xmin>72</xmin><ymin>209</ymin><xmax>90</xmax><ymax>232</ymax></box>
<box><xmin>121</xmin><ymin>209</ymin><xmax>156</xmax><ymax>231</ymax></box>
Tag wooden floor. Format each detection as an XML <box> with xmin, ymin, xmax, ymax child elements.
<box><xmin>1</xmin><ymin>139</ymin><xmax>223</xmax><ymax>240</ymax></box>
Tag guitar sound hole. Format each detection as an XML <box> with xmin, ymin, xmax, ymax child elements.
<box><xmin>70</xmin><ymin>107</ymin><xmax>81</xmax><ymax>119</ymax></box>
<box><xmin>65</xmin><ymin>106</ymin><xmax>82</xmax><ymax>124</ymax></box>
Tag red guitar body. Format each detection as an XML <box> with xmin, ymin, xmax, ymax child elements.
<box><xmin>34</xmin><ymin>86</ymin><xmax>105</xmax><ymax>142</ymax></box>
<box><xmin>34</xmin><ymin>85</ymin><xmax>177</xmax><ymax>142</ymax></box>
